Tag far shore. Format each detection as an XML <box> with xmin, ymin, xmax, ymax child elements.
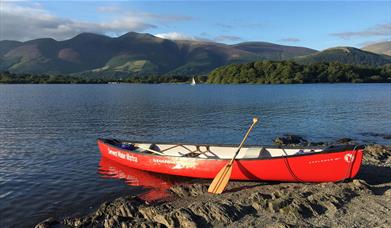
<box><xmin>1</xmin><ymin>81</ymin><xmax>391</xmax><ymax>85</ymax></box>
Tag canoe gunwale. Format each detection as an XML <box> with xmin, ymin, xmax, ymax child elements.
<box><xmin>98</xmin><ymin>138</ymin><xmax>365</xmax><ymax>161</ymax></box>
<box><xmin>99</xmin><ymin>138</ymin><xmax>325</xmax><ymax>149</ymax></box>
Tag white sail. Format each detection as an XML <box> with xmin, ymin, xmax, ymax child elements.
<box><xmin>191</xmin><ymin>77</ymin><xmax>196</xmax><ymax>86</ymax></box>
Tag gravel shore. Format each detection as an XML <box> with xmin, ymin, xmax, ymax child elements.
<box><xmin>36</xmin><ymin>145</ymin><xmax>391</xmax><ymax>228</ymax></box>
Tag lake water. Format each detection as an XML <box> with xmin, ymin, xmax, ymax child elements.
<box><xmin>0</xmin><ymin>83</ymin><xmax>390</xmax><ymax>227</ymax></box>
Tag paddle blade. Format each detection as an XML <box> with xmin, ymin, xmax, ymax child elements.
<box><xmin>207</xmin><ymin>164</ymin><xmax>233</xmax><ymax>194</ymax></box>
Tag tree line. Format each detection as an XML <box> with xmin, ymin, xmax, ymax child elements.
<box><xmin>0</xmin><ymin>72</ymin><xmax>101</xmax><ymax>84</ymax></box>
<box><xmin>1</xmin><ymin>61</ymin><xmax>391</xmax><ymax>84</ymax></box>
<box><xmin>0</xmin><ymin>72</ymin><xmax>207</xmax><ymax>84</ymax></box>
<box><xmin>207</xmin><ymin>61</ymin><xmax>391</xmax><ymax>84</ymax></box>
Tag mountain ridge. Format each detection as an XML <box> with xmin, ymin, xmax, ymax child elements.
<box><xmin>294</xmin><ymin>46</ymin><xmax>391</xmax><ymax>67</ymax></box>
<box><xmin>1</xmin><ymin>32</ymin><xmax>390</xmax><ymax>77</ymax></box>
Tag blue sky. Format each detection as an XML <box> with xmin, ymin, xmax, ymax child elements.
<box><xmin>0</xmin><ymin>1</ymin><xmax>390</xmax><ymax>50</ymax></box>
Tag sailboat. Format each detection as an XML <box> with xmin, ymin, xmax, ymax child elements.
<box><xmin>191</xmin><ymin>77</ymin><xmax>196</xmax><ymax>86</ymax></box>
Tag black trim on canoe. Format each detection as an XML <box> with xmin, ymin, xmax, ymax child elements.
<box><xmin>97</xmin><ymin>138</ymin><xmax>365</xmax><ymax>161</ymax></box>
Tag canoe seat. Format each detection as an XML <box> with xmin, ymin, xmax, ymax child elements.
<box><xmin>242</xmin><ymin>147</ymin><xmax>262</xmax><ymax>158</ymax></box>
<box><xmin>259</xmin><ymin>148</ymin><xmax>272</xmax><ymax>158</ymax></box>
<box><xmin>243</xmin><ymin>147</ymin><xmax>273</xmax><ymax>159</ymax></box>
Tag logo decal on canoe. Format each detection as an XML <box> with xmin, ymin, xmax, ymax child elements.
<box><xmin>308</xmin><ymin>158</ymin><xmax>340</xmax><ymax>164</ymax></box>
<box><xmin>152</xmin><ymin>158</ymin><xmax>195</xmax><ymax>169</ymax></box>
<box><xmin>344</xmin><ymin>154</ymin><xmax>354</xmax><ymax>163</ymax></box>
<box><xmin>152</xmin><ymin>158</ymin><xmax>176</xmax><ymax>165</ymax></box>
<box><xmin>108</xmin><ymin>148</ymin><xmax>138</xmax><ymax>162</ymax></box>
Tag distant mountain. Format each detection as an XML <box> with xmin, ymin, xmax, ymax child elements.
<box><xmin>0</xmin><ymin>33</ymin><xmax>182</xmax><ymax>76</ymax></box>
<box><xmin>295</xmin><ymin>47</ymin><xmax>391</xmax><ymax>67</ymax></box>
<box><xmin>0</xmin><ymin>32</ymin><xmax>317</xmax><ymax>77</ymax></box>
<box><xmin>0</xmin><ymin>40</ymin><xmax>22</xmax><ymax>56</ymax></box>
<box><xmin>233</xmin><ymin>42</ymin><xmax>315</xmax><ymax>60</ymax></box>
<box><xmin>2</xmin><ymin>33</ymin><xmax>389</xmax><ymax>77</ymax></box>
<box><xmin>362</xmin><ymin>41</ymin><xmax>391</xmax><ymax>56</ymax></box>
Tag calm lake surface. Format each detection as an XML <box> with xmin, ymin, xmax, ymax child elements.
<box><xmin>1</xmin><ymin>83</ymin><xmax>390</xmax><ymax>227</ymax></box>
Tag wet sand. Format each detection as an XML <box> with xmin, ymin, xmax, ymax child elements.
<box><xmin>36</xmin><ymin>145</ymin><xmax>391</xmax><ymax>228</ymax></box>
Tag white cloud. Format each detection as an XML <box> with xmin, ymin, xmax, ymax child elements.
<box><xmin>279</xmin><ymin>37</ymin><xmax>300</xmax><ymax>42</ymax></box>
<box><xmin>155</xmin><ymin>32</ymin><xmax>243</xmax><ymax>43</ymax></box>
<box><xmin>155</xmin><ymin>32</ymin><xmax>197</xmax><ymax>40</ymax></box>
<box><xmin>331</xmin><ymin>23</ymin><xmax>391</xmax><ymax>39</ymax></box>
<box><xmin>214</xmin><ymin>35</ymin><xmax>242</xmax><ymax>42</ymax></box>
<box><xmin>96</xmin><ymin>5</ymin><xmax>192</xmax><ymax>22</ymax></box>
<box><xmin>0</xmin><ymin>3</ymin><xmax>191</xmax><ymax>41</ymax></box>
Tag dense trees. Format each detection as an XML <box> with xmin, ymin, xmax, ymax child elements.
<box><xmin>0</xmin><ymin>71</ymin><xmax>208</xmax><ymax>84</ymax></box>
<box><xmin>0</xmin><ymin>72</ymin><xmax>102</xmax><ymax>84</ymax></box>
<box><xmin>122</xmin><ymin>75</ymin><xmax>208</xmax><ymax>83</ymax></box>
<box><xmin>207</xmin><ymin>61</ymin><xmax>391</xmax><ymax>84</ymax></box>
<box><xmin>1</xmin><ymin>61</ymin><xmax>390</xmax><ymax>84</ymax></box>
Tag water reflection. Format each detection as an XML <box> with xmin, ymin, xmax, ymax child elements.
<box><xmin>1</xmin><ymin>84</ymin><xmax>391</xmax><ymax>227</ymax></box>
<box><xmin>98</xmin><ymin>157</ymin><xmax>188</xmax><ymax>202</ymax></box>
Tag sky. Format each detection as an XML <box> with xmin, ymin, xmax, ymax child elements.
<box><xmin>0</xmin><ymin>1</ymin><xmax>390</xmax><ymax>50</ymax></box>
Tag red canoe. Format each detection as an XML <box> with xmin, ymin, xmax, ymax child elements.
<box><xmin>97</xmin><ymin>138</ymin><xmax>364</xmax><ymax>182</ymax></box>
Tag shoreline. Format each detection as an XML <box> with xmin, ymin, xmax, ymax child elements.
<box><xmin>36</xmin><ymin>145</ymin><xmax>391</xmax><ymax>228</ymax></box>
<box><xmin>2</xmin><ymin>82</ymin><xmax>391</xmax><ymax>85</ymax></box>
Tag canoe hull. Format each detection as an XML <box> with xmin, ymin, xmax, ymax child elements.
<box><xmin>97</xmin><ymin>139</ymin><xmax>363</xmax><ymax>182</ymax></box>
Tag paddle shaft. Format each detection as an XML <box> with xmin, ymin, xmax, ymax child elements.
<box><xmin>228</xmin><ymin>121</ymin><xmax>258</xmax><ymax>166</ymax></box>
<box><xmin>208</xmin><ymin>117</ymin><xmax>259</xmax><ymax>194</ymax></box>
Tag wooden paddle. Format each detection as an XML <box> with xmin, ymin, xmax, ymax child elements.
<box><xmin>208</xmin><ymin>117</ymin><xmax>259</xmax><ymax>194</ymax></box>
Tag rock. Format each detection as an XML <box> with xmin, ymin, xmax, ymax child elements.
<box><xmin>336</xmin><ymin>138</ymin><xmax>353</xmax><ymax>144</ymax></box>
<box><xmin>353</xmin><ymin>179</ymin><xmax>365</xmax><ymax>187</ymax></box>
<box><xmin>361</xmin><ymin>132</ymin><xmax>382</xmax><ymax>137</ymax></box>
<box><xmin>383</xmin><ymin>135</ymin><xmax>391</xmax><ymax>140</ymax></box>
<box><xmin>308</xmin><ymin>141</ymin><xmax>327</xmax><ymax>146</ymax></box>
<box><xmin>36</xmin><ymin>181</ymin><xmax>390</xmax><ymax>227</ymax></box>
<box><xmin>352</xmin><ymin>179</ymin><xmax>370</xmax><ymax>191</ymax></box>
<box><xmin>274</xmin><ymin>135</ymin><xmax>308</xmax><ymax>146</ymax></box>
<box><xmin>360</xmin><ymin>132</ymin><xmax>391</xmax><ymax>140</ymax></box>
<box><xmin>34</xmin><ymin>217</ymin><xmax>59</xmax><ymax>228</ymax></box>
<box><xmin>169</xmin><ymin>184</ymin><xmax>207</xmax><ymax>197</ymax></box>
<box><xmin>268</xmin><ymin>222</ymin><xmax>291</xmax><ymax>228</ymax></box>
<box><xmin>364</xmin><ymin>145</ymin><xmax>391</xmax><ymax>165</ymax></box>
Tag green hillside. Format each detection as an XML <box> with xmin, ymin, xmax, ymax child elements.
<box><xmin>0</xmin><ymin>32</ymin><xmax>317</xmax><ymax>77</ymax></box>
<box><xmin>233</xmin><ymin>42</ymin><xmax>316</xmax><ymax>60</ymax></box>
<box><xmin>2</xmin><ymin>33</ymin><xmax>390</xmax><ymax>78</ymax></box>
<box><xmin>295</xmin><ymin>47</ymin><xmax>391</xmax><ymax>67</ymax></box>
